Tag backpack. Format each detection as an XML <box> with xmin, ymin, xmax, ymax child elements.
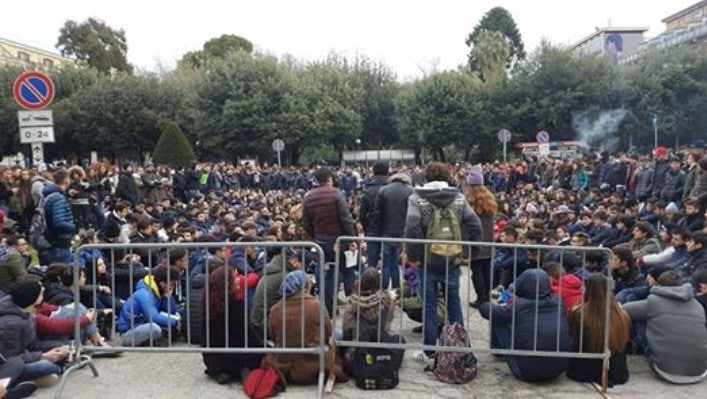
<box><xmin>243</xmin><ymin>366</ymin><xmax>286</xmax><ymax>399</ymax></box>
<box><xmin>424</xmin><ymin>200</ymin><xmax>463</xmax><ymax>258</ymax></box>
<box><xmin>28</xmin><ymin>192</ymin><xmax>57</xmax><ymax>251</ymax></box>
<box><xmin>352</xmin><ymin>310</ymin><xmax>405</xmax><ymax>390</ymax></box>
<box><xmin>427</xmin><ymin>323</ymin><xmax>477</xmax><ymax>384</ymax></box>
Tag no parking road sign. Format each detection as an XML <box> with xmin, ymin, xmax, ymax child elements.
<box><xmin>13</xmin><ymin>71</ymin><xmax>55</xmax><ymax>110</ymax></box>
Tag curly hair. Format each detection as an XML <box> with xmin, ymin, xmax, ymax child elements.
<box><xmin>464</xmin><ymin>185</ymin><xmax>498</xmax><ymax>217</ymax></box>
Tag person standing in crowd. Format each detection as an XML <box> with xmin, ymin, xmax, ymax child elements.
<box><xmin>651</xmin><ymin>147</ymin><xmax>671</xmax><ymax>199</ymax></box>
<box><xmin>301</xmin><ymin>167</ymin><xmax>356</xmax><ymax>316</ymax></box>
<box><xmin>689</xmin><ymin>155</ymin><xmax>707</xmax><ymax>209</ymax></box>
<box><xmin>566</xmin><ymin>273</ymin><xmax>630</xmax><ymax>386</ymax></box>
<box><xmin>463</xmin><ymin>168</ymin><xmax>497</xmax><ymax>307</ymax></box>
<box><xmin>358</xmin><ymin>162</ymin><xmax>389</xmax><ymax>269</ymax></box>
<box><xmin>623</xmin><ymin>270</ymin><xmax>707</xmax><ymax>384</ymax></box>
<box><xmin>371</xmin><ymin>172</ymin><xmax>414</xmax><ymax>290</ymax></box>
<box><xmin>404</xmin><ymin>162</ymin><xmax>482</xmax><ymax>365</ymax></box>
<box><xmin>684</xmin><ymin>151</ymin><xmax>703</xmax><ymax>203</ymax></box>
<box><xmin>115</xmin><ymin>163</ymin><xmax>139</xmax><ymax>205</ymax></box>
<box><xmin>659</xmin><ymin>157</ymin><xmax>686</xmax><ymax>205</ymax></box>
<box><xmin>633</xmin><ymin>157</ymin><xmax>654</xmax><ymax>203</ymax></box>
<box><xmin>41</xmin><ymin>169</ymin><xmax>76</xmax><ymax>265</ymax></box>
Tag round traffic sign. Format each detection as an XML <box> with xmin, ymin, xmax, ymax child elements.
<box><xmin>13</xmin><ymin>72</ymin><xmax>55</xmax><ymax>110</ymax></box>
<box><xmin>272</xmin><ymin>139</ymin><xmax>285</xmax><ymax>152</ymax></box>
<box><xmin>497</xmin><ymin>129</ymin><xmax>511</xmax><ymax>143</ymax></box>
<box><xmin>536</xmin><ymin>130</ymin><xmax>550</xmax><ymax>143</ymax></box>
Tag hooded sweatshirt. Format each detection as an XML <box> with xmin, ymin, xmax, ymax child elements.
<box><xmin>479</xmin><ymin>269</ymin><xmax>571</xmax><ymax>381</ymax></box>
<box><xmin>404</xmin><ymin>181</ymin><xmax>482</xmax><ymax>263</ymax></box>
<box><xmin>623</xmin><ymin>283</ymin><xmax>707</xmax><ymax>383</ymax></box>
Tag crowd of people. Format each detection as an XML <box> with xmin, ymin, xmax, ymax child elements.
<box><xmin>0</xmin><ymin>145</ymin><xmax>706</xmax><ymax>397</ymax></box>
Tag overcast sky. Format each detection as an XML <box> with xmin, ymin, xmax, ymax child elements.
<box><xmin>1</xmin><ymin>0</ymin><xmax>697</xmax><ymax>79</ymax></box>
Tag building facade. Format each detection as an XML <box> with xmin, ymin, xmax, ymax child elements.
<box><xmin>569</xmin><ymin>27</ymin><xmax>648</xmax><ymax>65</ymax></box>
<box><xmin>663</xmin><ymin>0</ymin><xmax>707</xmax><ymax>31</ymax></box>
<box><xmin>0</xmin><ymin>37</ymin><xmax>74</xmax><ymax>70</ymax></box>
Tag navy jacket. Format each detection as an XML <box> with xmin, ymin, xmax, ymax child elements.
<box><xmin>480</xmin><ymin>269</ymin><xmax>571</xmax><ymax>381</ymax></box>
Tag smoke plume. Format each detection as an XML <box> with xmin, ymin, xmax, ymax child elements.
<box><xmin>572</xmin><ymin>109</ymin><xmax>628</xmax><ymax>152</ymax></box>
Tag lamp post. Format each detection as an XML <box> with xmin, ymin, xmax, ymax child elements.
<box><xmin>652</xmin><ymin>114</ymin><xmax>658</xmax><ymax>148</ymax></box>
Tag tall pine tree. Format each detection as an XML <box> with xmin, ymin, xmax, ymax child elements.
<box><xmin>152</xmin><ymin>122</ymin><xmax>196</xmax><ymax>167</ymax></box>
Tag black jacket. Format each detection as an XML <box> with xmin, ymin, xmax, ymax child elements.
<box><xmin>116</xmin><ymin>171</ymin><xmax>139</xmax><ymax>204</ymax></box>
<box><xmin>686</xmin><ymin>248</ymin><xmax>707</xmax><ymax>278</ymax></box>
<box><xmin>371</xmin><ymin>178</ymin><xmax>413</xmax><ymax>238</ymax></box>
<box><xmin>358</xmin><ymin>176</ymin><xmax>388</xmax><ymax>234</ymax></box>
<box><xmin>0</xmin><ymin>296</ymin><xmax>42</xmax><ymax>363</ymax></box>
<box><xmin>613</xmin><ymin>268</ymin><xmax>646</xmax><ymax>295</ymax></box>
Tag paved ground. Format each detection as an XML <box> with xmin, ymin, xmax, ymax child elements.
<box><xmin>36</xmin><ymin>268</ymin><xmax>704</xmax><ymax>399</ymax></box>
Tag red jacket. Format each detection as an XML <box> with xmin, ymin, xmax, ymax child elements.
<box><xmin>551</xmin><ymin>274</ymin><xmax>583</xmax><ymax>313</ymax></box>
<box><xmin>35</xmin><ymin>302</ymin><xmax>90</xmax><ymax>337</ymax></box>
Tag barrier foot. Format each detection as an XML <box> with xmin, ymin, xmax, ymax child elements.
<box><xmin>53</xmin><ymin>355</ymin><xmax>99</xmax><ymax>399</ymax></box>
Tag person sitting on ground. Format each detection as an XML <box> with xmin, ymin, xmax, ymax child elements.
<box><xmin>616</xmin><ymin>221</ymin><xmax>662</xmax><ymax>259</ymax></box>
<box><xmin>479</xmin><ymin>269</ymin><xmax>572</xmax><ymax>382</ymax></box>
<box><xmin>0</xmin><ymin>354</ymin><xmax>37</xmax><ymax>399</ymax></box>
<box><xmin>201</xmin><ymin>265</ymin><xmax>264</xmax><ymax>385</ymax></box>
<box><xmin>684</xmin><ymin>231</ymin><xmax>707</xmax><ymax>278</ymax></box>
<box><xmin>0</xmin><ymin>238</ymin><xmax>26</xmax><ymax>295</ymax></box>
<box><xmin>541</xmin><ymin>261</ymin><xmax>582</xmax><ymax>312</ymax></box>
<box><xmin>616</xmin><ymin>265</ymin><xmax>672</xmax><ymax>305</ymax></box>
<box><xmin>342</xmin><ymin>267</ymin><xmax>397</xmax><ymax>347</ymax></box>
<box><xmin>566</xmin><ymin>273</ymin><xmax>630</xmax><ymax>386</ymax></box>
<box><xmin>249</xmin><ymin>249</ymin><xmax>302</xmax><ymax>333</ymax></box>
<box><xmin>637</xmin><ymin>227</ymin><xmax>691</xmax><ymax>271</ymax></box>
<box><xmin>0</xmin><ymin>280</ymin><xmax>70</xmax><ymax>388</ymax></box>
<box><xmin>623</xmin><ymin>270</ymin><xmax>707</xmax><ymax>384</ymax></box>
<box><xmin>692</xmin><ymin>269</ymin><xmax>707</xmax><ymax>328</ymax></box>
<box><xmin>262</xmin><ymin>270</ymin><xmax>348</xmax><ymax>385</ymax></box>
<box><xmin>116</xmin><ymin>266</ymin><xmax>181</xmax><ymax>346</ymax></box>
<box><xmin>611</xmin><ymin>247</ymin><xmax>646</xmax><ymax>296</ymax></box>
<box><xmin>400</xmin><ymin>258</ymin><xmax>446</xmax><ymax>335</ymax></box>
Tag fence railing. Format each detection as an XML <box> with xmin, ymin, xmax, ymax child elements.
<box><xmin>53</xmin><ymin>238</ymin><xmax>615</xmax><ymax>397</ymax></box>
<box><xmin>56</xmin><ymin>241</ymin><xmax>328</xmax><ymax>399</ymax></box>
<box><xmin>333</xmin><ymin>236</ymin><xmax>615</xmax><ymax>393</ymax></box>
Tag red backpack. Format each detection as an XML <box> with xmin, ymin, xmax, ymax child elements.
<box><xmin>243</xmin><ymin>366</ymin><xmax>286</xmax><ymax>399</ymax></box>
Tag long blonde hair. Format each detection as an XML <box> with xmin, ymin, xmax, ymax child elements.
<box><xmin>464</xmin><ymin>185</ymin><xmax>497</xmax><ymax>217</ymax></box>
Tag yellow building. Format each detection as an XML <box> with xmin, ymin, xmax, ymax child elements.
<box><xmin>0</xmin><ymin>37</ymin><xmax>75</xmax><ymax>70</ymax></box>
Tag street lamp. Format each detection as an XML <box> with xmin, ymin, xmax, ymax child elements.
<box><xmin>652</xmin><ymin>114</ymin><xmax>658</xmax><ymax>148</ymax></box>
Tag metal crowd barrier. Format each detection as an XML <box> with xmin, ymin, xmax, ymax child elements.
<box><xmin>55</xmin><ymin>241</ymin><xmax>328</xmax><ymax>399</ymax></box>
<box><xmin>333</xmin><ymin>236</ymin><xmax>615</xmax><ymax>393</ymax></box>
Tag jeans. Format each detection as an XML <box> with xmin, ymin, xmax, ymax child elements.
<box><xmin>317</xmin><ymin>240</ymin><xmax>355</xmax><ymax>317</ymax></box>
<box><xmin>0</xmin><ymin>356</ymin><xmax>24</xmax><ymax>387</ymax></box>
<box><xmin>45</xmin><ymin>247</ymin><xmax>71</xmax><ymax>265</ymax></box>
<box><xmin>49</xmin><ymin>304</ymin><xmax>99</xmax><ymax>340</ymax></box>
<box><xmin>381</xmin><ymin>242</ymin><xmax>401</xmax><ymax>289</ymax></box>
<box><xmin>366</xmin><ymin>237</ymin><xmax>380</xmax><ymax>268</ymax></box>
<box><xmin>416</xmin><ymin>258</ymin><xmax>463</xmax><ymax>355</ymax></box>
<box><xmin>121</xmin><ymin>322</ymin><xmax>162</xmax><ymax>346</ymax></box>
<box><xmin>18</xmin><ymin>360</ymin><xmax>61</xmax><ymax>382</ymax></box>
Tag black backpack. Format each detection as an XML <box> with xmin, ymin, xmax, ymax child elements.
<box><xmin>352</xmin><ymin>310</ymin><xmax>405</xmax><ymax>390</ymax></box>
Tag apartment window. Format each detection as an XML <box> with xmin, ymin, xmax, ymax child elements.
<box><xmin>17</xmin><ymin>51</ymin><xmax>29</xmax><ymax>61</ymax></box>
<box><xmin>43</xmin><ymin>58</ymin><xmax>54</xmax><ymax>68</ymax></box>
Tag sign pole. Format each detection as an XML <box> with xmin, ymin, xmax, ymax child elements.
<box><xmin>503</xmin><ymin>140</ymin><xmax>507</xmax><ymax>163</ymax></box>
<box><xmin>277</xmin><ymin>150</ymin><xmax>282</xmax><ymax>169</ymax></box>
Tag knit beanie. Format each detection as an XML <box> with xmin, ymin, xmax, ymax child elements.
<box><xmin>466</xmin><ymin>170</ymin><xmax>484</xmax><ymax>186</ymax></box>
<box><xmin>9</xmin><ymin>280</ymin><xmax>42</xmax><ymax>309</ymax></box>
<box><xmin>280</xmin><ymin>270</ymin><xmax>308</xmax><ymax>298</ymax></box>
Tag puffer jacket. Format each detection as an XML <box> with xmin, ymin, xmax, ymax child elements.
<box><xmin>623</xmin><ymin>283</ymin><xmax>707</xmax><ymax>382</ymax></box>
<box><xmin>0</xmin><ymin>296</ymin><xmax>42</xmax><ymax>363</ymax></box>
<box><xmin>659</xmin><ymin>169</ymin><xmax>686</xmax><ymax>202</ymax></box>
<box><xmin>116</xmin><ymin>276</ymin><xmax>180</xmax><ymax>333</ymax></box>
<box><xmin>633</xmin><ymin>166</ymin><xmax>654</xmax><ymax>199</ymax></box>
<box><xmin>250</xmin><ymin>255</ymin><xmax>292</xmax><ymax>328</ymax></box>
<box><xmin>42</xmin><ymin>184</ymin><xmax>77</xmax><ymax>248</ymax></box>
<box><xmin>0</xmin><ymin>245</ymin><xmax>25</xmax><ymax>294</ymax></box>
<box><xmin>370</xmin><ymin>175</ymin><xmax>414</xmax><ymax>238</ymax></box>
<box><xmin>479</xmin><ymin>269</ymin><xmax>571</xmax><ymax>381</ymax></box>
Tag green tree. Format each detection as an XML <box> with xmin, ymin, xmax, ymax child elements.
<box><xmin>395</xmin><ymin>71</ymin><xmax>485</xmax><ymax>161</ymax></box>
<box><xmin>178</xmin><ymin>34</ymin><xmax>253</xmax><ymax>68</ymax></box>
<box><xmin>57</xmin><ymin>18</ymin><xmax>132</xmax><ymax>74</ymax></box>
<box><xmin>466</xmin><ymin>7</ymin><xmax>525</xmax><ymax>71</ymax></box>
<box><xmin>470</xmin><ymin>31</ymin><xmax>511</xmax><ymax>85</ymax></box>
<box><xmin>152</xmin><ymin>122</ymin><xmax>196</xmax><ymax>166</ymax></box>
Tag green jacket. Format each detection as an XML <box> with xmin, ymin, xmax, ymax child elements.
<box><xmin>684</xmin><ymin>165</ymin><xmax>699</xmax><ymax>201</ymax></box>
<box><xmin>249</xmin><ymin>255</ymin><xmax>292</xmax><ymax>329</ymax></box>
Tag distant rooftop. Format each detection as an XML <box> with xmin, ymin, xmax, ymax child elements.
<box><xmin>569</xmin><ymin>27</ymin><xmax>649</xmax><ymax>51</ymax></box>
<box><xmin>0</xmin><ymin>36</ymin><xmax>70</xmax><ymax>60</ymax></box>
<box><xmin>662</xmin><ymin>0</ymin><xmax>707</xmax><ymax>23</ymax></box>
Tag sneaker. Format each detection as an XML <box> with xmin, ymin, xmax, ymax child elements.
<box><xmin>34</xmin><ymin>374</ymin><xmax>59</xmax><ymax>388</ymax></box>
<box><xmin>5</xmin><ymin>381</ymin><xmax>37</xmax><ymax>399</ymax></box>
<box><xmin>412</xmin><ymin>350</ymin><xmax>434</xmax><ymax>367</ymax></box>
